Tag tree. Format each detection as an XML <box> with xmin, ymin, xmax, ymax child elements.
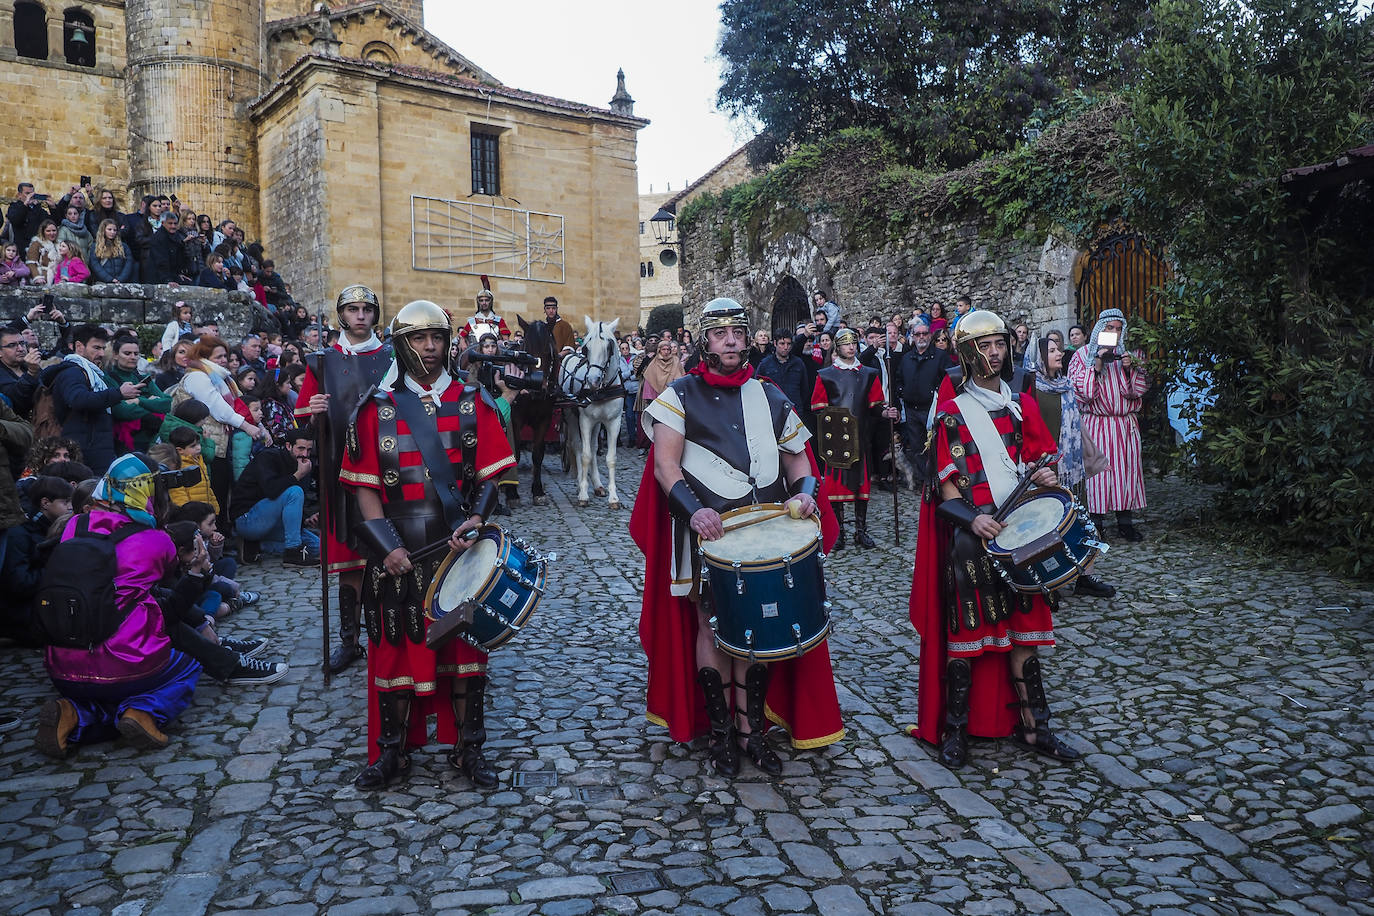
<box><xmin>716</xmin><ymin>0</ymin><xmax>1151</xmax><ymax>170</ymax></box>
<box><xmin>645</xmin><ymin>303</ymin><xmax>684</xmax><ymax>339</ymax></box>
<box><xmin>1121</xmin><ymin>0</ymin><xmax>1374</xmax><ymax>571</ymax></box>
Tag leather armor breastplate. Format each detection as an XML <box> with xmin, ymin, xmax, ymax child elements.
<box><xmin>374</xmin><ymin>389</ymin><xmax>480</xmax><ymax>550</ymax></box>
<box><xmin>678</xmin><ymin>376</ymin><xmax>787</xmax><ymax>514</ymax></box>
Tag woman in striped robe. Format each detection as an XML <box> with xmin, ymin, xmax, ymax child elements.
<box><xmin>1067</xmin><ymin>309</ymin><xmax>1150</xmax><ymax>540</ymax></box>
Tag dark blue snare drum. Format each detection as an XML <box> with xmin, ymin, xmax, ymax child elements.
<box><xmin>700</xmin><ymin>504</ymin><xmax>830</xmax><ymax>661</ymax></box>
<box><xmin>424</xmin><ymin>526</ymin><xmax>551</xmax><ymax>651</ymax></box>
<box><xmin>984</xmin><ymin>488</ymin><xmax>1106</xmax><ymax>594</ymax></box>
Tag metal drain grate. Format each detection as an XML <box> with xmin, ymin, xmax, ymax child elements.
<box><xmin>574</xmin><ymin>785</ymin><xmax>622</xmax><ymax>802</ymax></box>
<box><xmin>608</xmin><ymin>870</ymin><xmax>663</xmax><ymax>894</ymax></box>
<box><xmin>512</xmin><ymin>771</ymin><xmax>559</xmax><ymax>788</ymax></box>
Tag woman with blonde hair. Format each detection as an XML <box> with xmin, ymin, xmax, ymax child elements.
<box><xmin>91</xmin><ymin>219</ymin><xmax>135</xmax><ymax>283</ymax></box>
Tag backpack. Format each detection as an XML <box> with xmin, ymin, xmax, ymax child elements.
<box><xmin>34</xmin><ymin>515</ymin><xmax>144</xmax><ymax>649</ymax></box>
<box><xmin>30</xmin><ymin>361</ymin><xmax>75</xmax><ymax>440</ymax></box>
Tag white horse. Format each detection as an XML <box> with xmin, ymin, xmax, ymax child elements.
<box><xmin>559</xmin><ymin>317</ymin><xmax>625</xmax><ymax>509</ymax></box>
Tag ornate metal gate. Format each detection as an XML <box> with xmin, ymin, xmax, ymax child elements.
<box><xmin>770</xmin><ymin>276</ymin><xmax>810</xmax><ymax>337</ymax></box>
<box><xmin>1075</xmin><ymin>224</ymin><xmax>1171</xmax><ymax>331</ymax></box>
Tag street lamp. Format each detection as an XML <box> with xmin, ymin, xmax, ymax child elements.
<box><xmin>649</xmin><ymin>206</ymin><xmax>676</xmax><ymax>244</ymax></box>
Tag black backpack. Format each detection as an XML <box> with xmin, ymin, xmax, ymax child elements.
<box><xmin>34</xmin><ymin>516</ymin><xmax>145</xmax><ymax>649</ymax></box>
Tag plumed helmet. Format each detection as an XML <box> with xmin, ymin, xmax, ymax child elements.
<box><xmin>833</xmin><ymin>327</ymin><xmax>860</xmax><ymax>349</ymax></box>
<box><xmin>953</xmin><ymin>310</ymin><xmax>1013</xmax><ymax>384</ymax></box>
<box><xmin>476</xmin><ymin>274</ymin><xmax>495</xmax><ymax>310</ymax></box>
<box><xmin>389</xmin><ymin>299</ymin><xmax>451</xmax><ymax>378</ymax></box>
<box><xmin>335</xmin><ymin>284</ymin><xmax>380</xmax><ymax>322</ymax></box>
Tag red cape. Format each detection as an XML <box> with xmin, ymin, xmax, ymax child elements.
<box><xmin>630</xmin><ymin>444</ymin><xmax>845</xmax><ymax>748</ymax></box>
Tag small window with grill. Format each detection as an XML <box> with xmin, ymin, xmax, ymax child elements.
<box><xmin>470</xmin><ymin>130</ymin><xmax>500</xmax><ymax>196</ymax></box>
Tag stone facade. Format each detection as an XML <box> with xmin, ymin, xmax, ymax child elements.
<box><xmin>638</xmin><ymin>190</ymin><xmax>681</xmax><ymax>324</ymax></box>
<box><xmin>0</xmin><ymin>283</ymin><xmax>260</xmax><ymax>346</ymax></box>
<box><xmin>681</xmin><ymin>209</ymin><xmax>1081</xmax><ymax>337</ymax></box>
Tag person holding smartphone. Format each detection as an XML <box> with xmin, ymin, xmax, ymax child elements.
<box><xmin>1067</xmin><ymin>308</ymin><xmax>1150</xmax><ymax>541</ymax></box>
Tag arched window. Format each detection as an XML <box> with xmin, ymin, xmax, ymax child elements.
<box><xmin>14</xmin><ymin>1</ymin><xmax>48</xmax><ymax>61</ymax></box>
<box><xmin>362</xmin><ymin>41</ymin><xmax>396</xmax><ymax>65</ymax></box>
<box><xmin>63</xmin><ymin>8</ymin><xmax>95</xmax><ymax>67</ymax></box>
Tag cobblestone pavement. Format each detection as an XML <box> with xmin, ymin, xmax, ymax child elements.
<box><xmin>1</xmin><ymin>449</ymin><xmax>1370</xmax><ymax>916</ymax></box>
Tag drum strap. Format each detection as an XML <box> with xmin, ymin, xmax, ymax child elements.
<box><xmin>392</xmin><ymin>386</ymin><xmax>466</xmax><ymax>531</ymax></box>
<box><xmin>954</xmin><ymin>391</ymin><xmax>1021</xmax><ymax>508</ymax></box>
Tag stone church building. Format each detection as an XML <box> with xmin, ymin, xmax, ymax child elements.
<box><xmin>0</xmin><ymin>0</ymin><xmax>647</xmax><ymax>323</ymax></box>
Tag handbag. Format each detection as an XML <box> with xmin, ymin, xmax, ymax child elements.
<box><xmin>1082</xmin><ymin>427</ymin><xmax>1108</xmax><ymax>478</ymax></box>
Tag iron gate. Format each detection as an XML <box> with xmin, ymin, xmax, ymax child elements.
<box><xmin>1075</xmin><ymin>226</ymin><xmax>1171</xmax><ymax>331</ymax></box>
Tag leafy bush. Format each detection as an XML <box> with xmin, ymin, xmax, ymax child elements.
<box><xmin>644</xmin><ymin>304</ymin><xmax>684</xmax><ymax>339</ymax></box>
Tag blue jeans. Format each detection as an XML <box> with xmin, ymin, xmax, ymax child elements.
<box><xmin>622</xmin><ymin>394</ymin><xmax>638</xmax><ymax>445</ymax></box>
<box><xmin>234</xmin><ymin>486</ymin><xmax>319</xmax><ymax>555</ymax></box>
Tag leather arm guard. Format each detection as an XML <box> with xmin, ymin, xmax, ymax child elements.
<box><xmin>355</xmin><ymin>517</ymin><xmax>405</xmax><ymax>561</ymax></box>
<box><xmin>935</xmin><ymin>497</ymin><xmax>984</xmax><ymax>532</ymax></box>
<box><xmin>668</xmin><ymin>480</ymin><xmax>705</xmax><ymax>521</ymax></box>
<box><xmin>788</xmin><ymin>476</ymin><xmax>819</xmax><ymax>501</ymax></box>
<box><xmin>470</xmin><ymin>480</ymin><xmax>499</xmax><ymax>524</ymax></box>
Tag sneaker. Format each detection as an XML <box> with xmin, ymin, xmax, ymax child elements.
<box><xmin>241</xmin><ymin>539</ymin><xmax>262</xmax><ymax>564</ymax></box>
<box><xmin>220</xmin><ymin>635</ymin><xmax>269</xmax><ymax>659</ymax></box>
<box><xmin>225</xmin><ymin>657</ymin><xmax>289</xmax><ymax>686</ymax></box>
<box><xmin>1073</xmin><ymin>573</ymin><xmax>1117</xmax><ymax>598</ymax></box>
<box><xmin>237</xmin><ymin>590</ymin><xmax>262</xmax><ymax>607</ymax></box>
<box><xmin>281</xmin><ymin>544</ymin><xmax>319</xmax><ymax>568</ymax></box>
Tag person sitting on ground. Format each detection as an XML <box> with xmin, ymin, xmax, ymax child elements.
<box><xmin>229</xmin><ymin>427</ymin><xmax>319</xmax><ymax>566</ymax></box>
<box><xmin>149</xmin><ymin>426</ymin><xmax>218</xmax><ymax>514</ymax></box>
<box><xmin>169</xmin><ymin>501</ymin><xmax>259</xmax><ymax>612</ymax></box>
<box><xmin>1</xmin><ymin>241</ymin><xmax>31</xmax><ymax>286</ymax></box>
<box><xmin>51</xmin><ymin>240</ymin><xmax>90</xmax><ymax>285</ymax></box>
<box><xmin>90</xmin><ymin>219</ymin><xmax>136</xmax><ymax>283</ymax></box>
<box><xmin>25</xmin><ymin>219</ymin><xmax>60</xmax><ymax>285</ymax></box>
<box><xmin>1</xmin><ymin>476</ymin><xmax>74</xmax><ymax>642</ymax></box>
<box><xmin>21</xmin><ymin>437</ymin><xmax>83</xmax><ymax>480</ymax></box>
<box><xmin>57</xmin><ymin>204</ymin><xmax>93</xmax><ymax>263</ymax></box>
<box><xmin>35</xmin><ymin>453</ymin><xmax>204</xmax><ymax>757</ymax></box>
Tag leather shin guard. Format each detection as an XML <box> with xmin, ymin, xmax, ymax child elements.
<box><xmin>449</xmin><ymin>675</ymin><xmax>498</xmax><ymax>789</ymax></box>
<box><xmin>832</xmin><ymin>504</ymin><xmax>846</xmax><ymax>549</ymax></box>
<box><xmin>743</xmin><ymin>663</ymin><xmax>782</xmax><ymax>776</ymax></box>
<box><xmin>697</xmin><ymin>667</ymin><xmax>740</xmax><ymax>777</ymax></box>
<box><xmin>854</xmin><ymin>500</ymin><xmax>876</xmax><ymax>548</ymax></box>
<box><xmin>355</xmin><ymin>690</ymin><xmax>411</xmax><ymax>789</ymax></box>
<box><xmin>328</xmin><ymin>584</ymin><xmax>365</xmax><ymax>674</ymax></box>
<box><xmin>1013</xmin><ymin>655</ymin><xmax>1081</xmax><ymax>763</ymax></box>
<box><xmin>939</xmin><ymin>658</ymin><xmax>971</xmax><ymax>769</ymax></box>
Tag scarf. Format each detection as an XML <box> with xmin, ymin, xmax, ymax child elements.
<box><xmin>961</xmin><ymin>377</ymin><xmax>1022</xmax><ymax>421</ymax></box>
<box><xmin>688</xmin><ymin>361</ymin><xmax>754</xmax><ymax>389</ymax></box>
<box><xmin>831</xmin><ymin>354</ymin><xmax>861</xmax><ymax>370</ymax></box>
<box><xmin>337</xmin><ymin>333</ymin><xmax>382</xmax><ymax>356</ymax></box>
<box><xmin>189</xmin><ymin>359</ymin><xmax>241</xmax><ymax>405</ymax></box>
<box><xmin>641</xmin><ymin>351</ymin><xmax>683</xmax><ymax>397</ymax></box>
<box><xmin>403</xmin><ymin>370</ymin><xmax>451</xmax><ymax>408</ymax></box>
<box><xmin>64</xmin><ymin>353</ymin><xmax>110</xmax><ymax>412</ymax></box>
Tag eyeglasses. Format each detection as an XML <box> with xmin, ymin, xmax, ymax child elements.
<box><xmin>1</xmin><ymin>341</ymin><xmax>28</xmax><ymax>350</ymax></box>
<box><xmin>912</xmin><ymin>331</ymin><xmax>931</xmax><ymax>337</ymax></box>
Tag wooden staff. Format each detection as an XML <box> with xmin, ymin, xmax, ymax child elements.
<box><xmin>315</xmin><ymin>304</ymin><xmax>331</xmax><ymax>685</ymax></box>
<box><xmin>886</xmin><ymin>347</ymin><xmax>900</xmax><ymax>545</ymax></box>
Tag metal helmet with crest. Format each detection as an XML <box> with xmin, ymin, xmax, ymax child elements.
<box><xmin>389</xmin><ymin>299</ymin><xmax>451</xmax><ymax>378</ymax></box>
<box><xmin>335</xmin><ymin>284</ymin><xmax>380</xmax><ymax>323</ymax></box>
<box><xmin>475</xmin><ymin>274</ymin><xmax>495</xmax><ymax>311</ymax></box>
<box><xmin>953</xmin><ymin>310</ymin><xmax>1013</xmax><ymax>384</ymax></box>
<box><xmin>697</xmin><ymin>296</ymin><xmax>750</xmax><ymax>355</ymax></box>
<box><xmin>833</xmin><ymin>327</ymin><xmax>860</xmax><ymax>349</ymax></box>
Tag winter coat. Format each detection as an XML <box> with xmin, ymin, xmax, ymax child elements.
<box><xmin>45</xmin><ymin>359</ymin><xmax>123</xmax><ymax>474</ymax></box>
<box><xmin>148</xmin><ymin>227</ymin><xmax>187</xmax><ymax>284</ymax></box>
<box><xmin>148</xmin><ymin>443</ymin><xmax>218</xmax><ymax>514</ymax></box>
<box><xmin>0</xmin><ymin>401</ymin><xmax>35</xmax><ymax>529</ymax></box>
<box><xmin>57</xmin><ymin>218</ymin><xmax>93</xmax><ymax>261</ymax></box>
<box><xmin>196</xmin><ymin>266</ymin><xmax>234</xmax><ymax>290</ymax></box>
<box><xmin>52</xmin><ymin>256</ymin><xmax>90</xmax><ymax>284</ymax></box>
<box><xmin>25</xmin><ymin>238</ymin><xmax>59</xmax><ymax>284</ymax></box>
<box><xmin>2</xmin><ymin>513</ymin><xmax>52</xmax><ymax>602</ymax></box>
<box><xmin>0</xmin><ymin>256</ymin><xmax>30</xmax><ymax>286</ymax></box>
<box><xmin>154</xmin><ymin>412</ymin><xmax>217</xmax><ymax>462</ymax></box>
<box><xmin>104</xmin><ymin>364</ymin><xmax>171</xmax><ymax>452</ymax></box>
<box><xmin>91</xmin><ymin>241</ymin><xmax>136</xmax><ymax>283</ymax></box>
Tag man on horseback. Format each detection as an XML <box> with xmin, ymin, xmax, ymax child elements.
<box><xmin>631</xmin><ymin>298</ymin><xmax>845</xmax><ymax>778</ymax></box>
<box><xmin>296</xmin><ymin>284</ymin><xmax>392</xmax><ymax>674</ymax></box>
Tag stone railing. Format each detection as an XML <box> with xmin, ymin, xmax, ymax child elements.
<box><xmin>0</xmin><ymin>283</ymin><xmax>261</xmax><ymax>347</ymax></box>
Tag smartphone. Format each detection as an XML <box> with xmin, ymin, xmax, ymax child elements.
<box><xmin>80</xmin><ymin>176</ymin><xmax>91</xmax><ymax>188</ymax></box>
<box><xmin>1098</xmin><ymin>330</ymin><xmax>1120</xmax><ymax>348</ymax></box>
<box><xmin>33</xmin><ymin>193</ymin><xmax>49</xmax><ymax>202</ymax></box>
<box><xmin>41</xmin><ymin>293</ymin><xmax>54</xmax><ymax>313</ymax></box>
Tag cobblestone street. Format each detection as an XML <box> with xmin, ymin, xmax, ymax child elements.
<box><xmin>1</xmin><ymin>450</ymin><xmax>1369</xmax><ymax>916</ymax></box>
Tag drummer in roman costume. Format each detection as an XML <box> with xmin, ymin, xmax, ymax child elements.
<box><xmin>340</xmin><ymin>300</ymin><xmax>515</xmax><ymax>790</ymax></box>
<box><xmin>908</xmin><ymin>310</ymin><xmax>1082</xmax><ymax>769</ymax></box>
<box><xmin>810</xmin><ymin>328</ymin><xmax>898</xmax><ymax>549</ymax></box>
<box><xmin>459</xmin><ymin>276</ymin><xmax>511</xmax><ymax>345</ymax></box>
<box><xmin>630</xmin><ymin>298</ymin><xmax>845</xmax><ymax>777</ymax></box>
<box><xmin>297</xmin><ymin>284</ymin><xmax>393</xmax><ymax>674</ymax></box>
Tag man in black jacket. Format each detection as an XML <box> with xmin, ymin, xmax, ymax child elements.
<box><xmin>896</xmin><ymin>318</ymin><xmax>945</xmax><ymax>468</ymax></box>
<box><xmin>123</xmin><ymin>195</ymin><xmax>157</xmax><ymax>282</ymax></box>
<box><xmin>5</xmin><ymin>182</ymin><xmax>47</xmax><ymax>250</ymax></box>
<box><xmin>148</xmin><ymin>211</ymin><xmax>188</xmax><ymax>285</ymax></box>
<box><xmin>47</xmin><ymin>325</ymin><xmax>143</xmax><ymax>475</ymax></box>
<box><xmin>756</xmin><ymin>328</ymin><xmax>809</xmax><ymax>409</ymax></box>
<box><xmin>230</xmin><ymin>429</ymin><xmax>320</xmax><ymax>566</ymax></box>
<box><xmin>0</xmin><ymin>324</ymin><xmax>42</xmax><ymax>418</ymax></box>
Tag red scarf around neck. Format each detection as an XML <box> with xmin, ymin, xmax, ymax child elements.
<box><xmin>689</xmin><ymin>361</ymin><xmax>754</xmax><ymax>388</ymax></box>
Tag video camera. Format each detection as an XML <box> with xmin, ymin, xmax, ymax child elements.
<box><xmin>467</xmin><ymin>347</ymin><xmax>544</xmax><ymax>391</ymax></box>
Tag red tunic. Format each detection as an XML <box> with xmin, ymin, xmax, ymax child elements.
<box><xmin>460</xmin><ymin>314</ymin><xmax>511</xmax><ymax>341</ymax></box>
<box><xmin>809</xmin><ymin>369</ymin><xmax>885</xmax><ymax>501</ymax></box>
<box><xmin>341</xmin><ymin>380</ymin><xmax>516</xmax><ymax>761</ymax></box>
<box><xmin>909</xmin><ymin>391</ymin><xmax>1058</xmax><ymax>744</ymax></box>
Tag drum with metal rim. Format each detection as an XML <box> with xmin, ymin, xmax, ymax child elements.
<box><xmin>984</xmin><ymin>488</ymin><xmax>1106</xmax><ymax>594</ymax></box>
<box><xmin>699</xmin><ymin>503</ymin><xmax>830</xmax><ymax>661</ymax></box>
<box><xmin>423</xmin><ymin>526</ymin><xmax>551</xmax><ymax>651</ymax></box>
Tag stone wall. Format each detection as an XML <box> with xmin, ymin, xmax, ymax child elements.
<box><xmin>0</xmin><ymin>283</ymin><xmax>260</xmax><ymax>346</ymax></box>
<box><xmin>680</xmin><ymin>209</ymin><xmax>1081</xmax><ymax>337</ymax></box>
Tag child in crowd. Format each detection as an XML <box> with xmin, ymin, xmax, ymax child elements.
<box><xmin>0</xmin><ymin>476</ymin><xmax>74</xmax><ymax>642</ymax></box>
<box><xmin>151</xmin><ymin>427</ymin><xmax>218</xmax><ymax>514</ymax></box>
<box><xmin>169</xmin><ymin>501</ymin><xmax>258</xmax><ymax>613</ymax></box>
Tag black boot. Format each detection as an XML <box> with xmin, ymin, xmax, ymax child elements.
<box><xmin>1073</xmin><ymin>573</ymin><xmax>1117</xmax><ymax>598</ymax></box>
<box><xmin>832</xmin><ymin>504</ymin><xmax>846</xmax><ymax>551</ymax></box>
<box><xmin>939</xmin><ymin>658</ymin><xmax>971</xmax><ymax>769</ymax></box>
<box><xmin>327</xmin><ymin>584</ymin><xmax>365</xmax><ymax>674</ymax></box>
<box><xmin>355</xmin><ymin>691</ymin><xmax>411</xmax><ymax>789</ymax></box>
<box><xmin>1010</xmin><ymin>655</ymin><xmax>1082</xmax><ymax>763</ymax></box>
<box><xmin>741</xmin><ymin>663</ymin><xmax>783</xmax><ymax>775</ymax></box>
<box><xmin>697</xmin><ymin>667</ymin><xmax>739</xmax><ymax>777</ymax></box>
<box><xmin>448</xmin><ymin>675</ymin><xmax>499</xmax><ymax>789</ymax></box>
<box><xmin>854</xmin><ymin>501</ymin><xmax>877</xmax><ymax>548</ymax></box>
<box><xmin>1116</xmin><ymin>511</ymin><xmax>1143</xmax><ymax>542</ymax></box>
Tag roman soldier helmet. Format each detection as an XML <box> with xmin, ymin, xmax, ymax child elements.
<box><xmin>389</xmin><ymin>299</ymin><xmax>451</xmax><ymax>378</ymax></box>
<box><xmin>476</xmin><ymin>274</ymin><xmax>495</xmax><ymax>310</ymax></box>
<box><xmin>833</xmin><ymin>328</ymin><xmax>860</xmax><ymax>349</ymax></box>
<box><xmin>335</xmin><ymin>284</ymin><xmax>380</xmax><ymax>323</ymax></box>
<box><xmin>953</xmin><ymin>310</ymin><xmax>1014</xmax><ymax>384</ymax></box>
<box><xmin>697</xmin><ymin>297</ymin><xmax>750</xmax><ymax>363</ymax></box>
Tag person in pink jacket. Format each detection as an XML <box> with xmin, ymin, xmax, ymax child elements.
<box><xmin>36</xmin><ymin>453</ymin><xmax>202</xmax><ymax>757</ymax></box>
<box><xmin>51</xmin><ymin>241</ymin><xmax>91</xmax><ymax>284</ymax></box>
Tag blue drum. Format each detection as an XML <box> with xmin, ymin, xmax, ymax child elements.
<box><xmin>700</xmin><ymin>504</ymin><xmax>830</xmax><ymax>662</ymax></box>
<box><xmin>423</xmin><ymin>526</ymin><xmax>552</xmax><ymax>651</ymax></box>
<box><xmin>984</xmin><ymin>488</ymin><xmax>1106</xmax><ymax>594</ymax></box>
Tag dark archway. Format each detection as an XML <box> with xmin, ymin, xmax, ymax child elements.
<box><xmin>63</xmin><ymin>8</ymin><xmax>95</xmax><ymax>68</ymax></box>
<box><xmin>770</xmin><ymin>276</ymin><xmax>809</xmax><ymax>338</ymax></box>
<box><xmin>15</xmin><ymin>1</ymin><xmax>48</xmax><ymax>61</ymax></box>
